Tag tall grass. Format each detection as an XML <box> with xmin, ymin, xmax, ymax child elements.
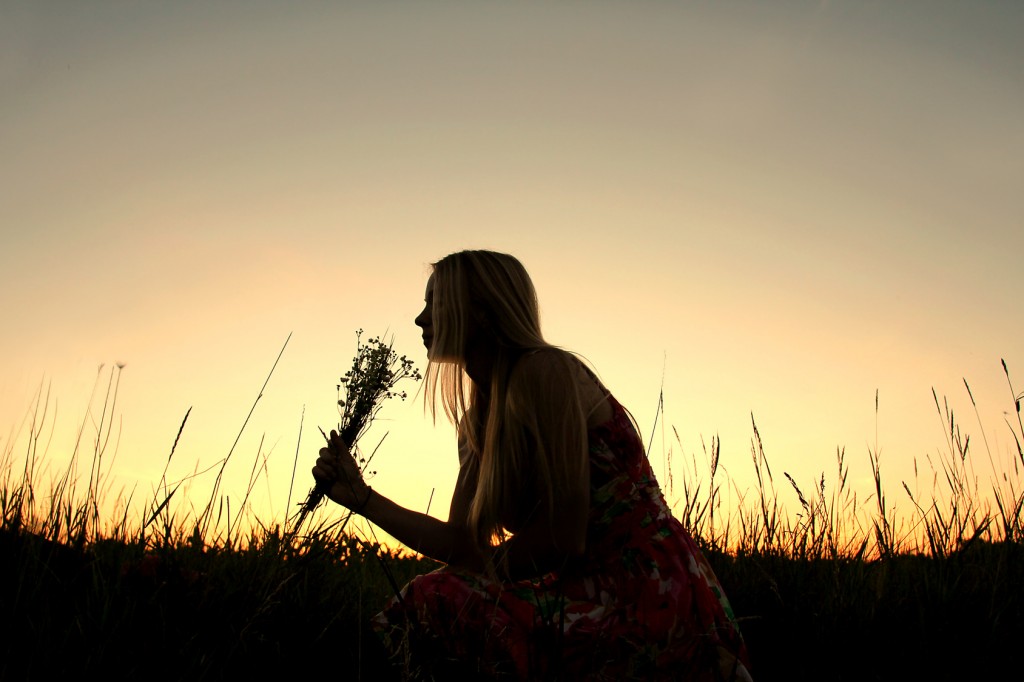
<box><xmin>662</xmin><ymin>361</ymin><xmax>1024</xmax><ymax>561</ymax></box>
<box><xmin>3</xmin><ymin>359</ymin><xmax>1023</xmax><ymax>679</ymax></box>
<box><xmin>657</xmin><ymin>360</ymin><xmax>1024</xmax><ymax>680</ymax></box>
<box><xmin>0</xmin><ymin>357</ymin><xmax>427</xmax><ymax>679</ymax></box>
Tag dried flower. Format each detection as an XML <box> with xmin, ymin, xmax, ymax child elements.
<box><xmin>290</xmin><ymin>330</ymin><xmax>422</xmax><ymax>531</ymax></box>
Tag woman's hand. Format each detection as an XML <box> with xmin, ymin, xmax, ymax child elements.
<box><xmin>311</xmin><ymin>430</ymin><xmax>372</xmax><ymax>512</ymax></box>
<box><xmin>307</xmin><ymin>430</ymin><xmax>485</xmax><ymax>568</ymax></box>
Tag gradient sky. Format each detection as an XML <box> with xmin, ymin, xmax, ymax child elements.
<box><xmin>2</xmin><ymin>1</ymin><xmax>1022</xmax><ymax>544</ymax></box>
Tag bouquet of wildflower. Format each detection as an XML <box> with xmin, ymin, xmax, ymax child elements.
<box><xmin>290</xmin><ymin>330</ymin><xmax>422</xmax><ymax>531</ymax></box>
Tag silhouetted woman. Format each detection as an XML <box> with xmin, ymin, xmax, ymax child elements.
<box><xmin>313</xmin><ymin>249</ymin><xmax>751</xmax><ymax>680</ymax></box>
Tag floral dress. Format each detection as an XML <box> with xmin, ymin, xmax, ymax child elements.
<box><xmin>372</xmin><ymin>395</ymin><xmax>752</xmax><ymax>681</ymax></box>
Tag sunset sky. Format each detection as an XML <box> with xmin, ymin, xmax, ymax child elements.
<box><xmin>2</xmin><ymin>1</ymin><xmax>1021</xmax><ymax>544</ymax></box>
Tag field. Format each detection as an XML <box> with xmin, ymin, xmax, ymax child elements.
<box><xmin>3</xmin><ymin>361</ymin><xmax>1023</xmax><ymax>680</ymax></box>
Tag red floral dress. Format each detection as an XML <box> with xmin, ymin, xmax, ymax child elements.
<box><xmin>372</xmin><ymin>395</ymin><xmax>752</xmax><ymax>681</ymax></box>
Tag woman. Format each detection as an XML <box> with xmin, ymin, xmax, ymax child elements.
<box><xmin>313</xmin><ymin>250</ymin><xmax>752</xmax><ymax>680</ymax></box>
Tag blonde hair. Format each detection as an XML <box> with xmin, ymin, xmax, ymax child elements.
<box><xmin>422</xmin><ymin>250</ymin><xmax>589</xmax><ymax>547</ymax></box>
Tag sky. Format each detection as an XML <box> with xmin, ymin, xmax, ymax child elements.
<box><xmin>2</xmin><ymin>0</ymin><xmax>1022</xmax><ymax>547</ymax></box>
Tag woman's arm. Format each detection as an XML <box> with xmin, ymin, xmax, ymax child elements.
<box><xmin>357</xmin><ymin>489</ymin><xmax>484</xmax><ymax>569</ymax></box>
<box><xmin>313</xmin><ymin>430</ymin><xmax>484</xmax><ymax>569</ymax></box>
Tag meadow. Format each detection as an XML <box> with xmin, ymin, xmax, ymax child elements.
<box><xmin>3</xmin><ymin>360</ymin><xmax>1023</xmax><ymax>681</ymax></box>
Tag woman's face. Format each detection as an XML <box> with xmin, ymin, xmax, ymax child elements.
<box><xmin>414</xmin><ymin>274</ymin><xmax>435</xmax><ymax>355</ymax></box>
<box><xmin>414</xmin><ymin>270</ymin><xmax>489</xmax><ymax>363</ymax></box>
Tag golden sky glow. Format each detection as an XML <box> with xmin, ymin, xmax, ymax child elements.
<box><xmin>2</xmin><ymin>1</ymin><xmax>1022</xmax><ymax>544</ymax></box>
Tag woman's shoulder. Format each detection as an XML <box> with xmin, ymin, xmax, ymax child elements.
<box><xmin>509</xmin><ymin>346</ymin><xmax>583</xmax><ymax>387</ymax></box>
<box><xmin>509</xmin><ymin>347</ymin><xmax>613</xmax><ymax>427</ymax></box>
<box><xmin>515</xmin><ymin>345</ymin><xmax>573</xmax><ymax>370</ymax></box>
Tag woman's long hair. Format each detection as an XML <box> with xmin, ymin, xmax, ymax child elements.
<box><xmin>423</xmin><ymin>250</ymin><xmax>588</xmax><ymax>547</ymax></box>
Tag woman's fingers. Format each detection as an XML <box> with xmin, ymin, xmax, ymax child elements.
<box><xmin>313</xmin><ymin>433</ymin><xmax>355</xmax><ymax>479</ymax></box>
<box><xmin>326</xmin><ymin>431</ymin><xmax>360</xmax><ymax>475</ymax></box>
<box><xmin>328</xmin><ymin>429</ymin><xmax>350</xmax><ymax>457</ymax></box>
<box><xmin>312</xmin><ymin>445</ymin><xmax>339</xmax><ymax>481</ymax></box>
<box><xmin>311</xmin><ymin>462</ymin><xmax>333</xmax><ymax>483</ymax></box>
<box><xmin>311</xmin><ymin>428</ymin><xmax>368</xmax><ymax>509</ymax></box>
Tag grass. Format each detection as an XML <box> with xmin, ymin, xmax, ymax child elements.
<box><xmin>2</xmin><ymin>359</ymin><xmax>1024</xmax><ymax>680</ymax></box>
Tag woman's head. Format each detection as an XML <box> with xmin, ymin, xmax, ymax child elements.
<box><xmin>416</xmin><ymin>251</ymin><xmax>587</xmax><ymax>551</ymax></box>
<box><xmin>417</xmin><ymin>250</ymin><xmax>544</xmax><ymax>363</ymax></box>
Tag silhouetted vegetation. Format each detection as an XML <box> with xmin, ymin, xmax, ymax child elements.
<box><xmin>3</xmin><ymin>360</ymin><xmax>1022</xmax><ymax>680</ymax></box>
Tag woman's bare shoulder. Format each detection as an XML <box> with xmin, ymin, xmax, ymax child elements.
<box><xmin>515</xmin><ymin>346</ymin><xmax>571</xmax><ymax>372</ymax></box>
<box><xmin>512</xmin><ymin>348</ymin><xmax>612</xmax><ymax>427</ymax></box>
<box><xmin>509</xmin><ymin>346</ymin><xmax>578</xmax><ymax>386</ymax></box>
